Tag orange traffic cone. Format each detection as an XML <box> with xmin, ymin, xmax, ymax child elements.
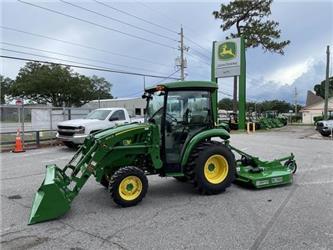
<box><xmin>12</xmin><ymin>129</ymin><xmax>25</xmax><ymax>153</ymax></box>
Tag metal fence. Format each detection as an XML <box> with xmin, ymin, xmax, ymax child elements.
<box><xmin>0</xmin><ymin>105</ymin><xmax>94</xmax><ymax>151</ymax></box>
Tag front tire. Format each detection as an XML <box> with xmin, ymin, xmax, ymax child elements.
<box><xmin>63</xmin><ymin>141</ymin><xmax>78</xmax><ymax>149</ymax></box>
<box><xmin>186</xmin><ymin>142</ymin><xmax>236</xmax><ymax>195</ymax></box>
<box><xmin>320</xmin><ymin>129</ymin><xmax>331</xmax><ymax>137</ymax></box>
<box><xmin>109</xmin><ymin>166</ymin><xmax>148</xmax><ymax>207</ymax></box>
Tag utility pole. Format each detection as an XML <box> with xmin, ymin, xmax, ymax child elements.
<box><xmin>177</xmin><ymin>26</ymin><xmax>188</xmax><ymax>81</ymax></box>
<box><xmin>294</xmin><ymin>87</ymin><xmax>298</xmax><ymax>115</ymax></box>
<box><xmin>143</xmin><ymin>76</ymin><xmax>146</xmax><ymax>90</ymax></box>
<box><xmin>324</xmin><ymin>45</ymin><xmax>330</xmax><ymax>120</ymax></box>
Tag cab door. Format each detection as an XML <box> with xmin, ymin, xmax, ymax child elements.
<box><xmin>164</xmin><ymin>90</ymin><xmax>211</xmax><ymax>172</ymax></box>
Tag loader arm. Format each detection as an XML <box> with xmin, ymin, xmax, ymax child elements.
<box><xmin>29</xmin><ymin>123</ymin><xmax>161</xmax><ymax>224</ymax></box>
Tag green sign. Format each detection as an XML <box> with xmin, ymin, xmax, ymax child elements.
<box><xmin>218</xmin><ymin>41</ymin><xmax>237</xmax><ymax>60</ymax></box>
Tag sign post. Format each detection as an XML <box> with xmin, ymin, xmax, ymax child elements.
<box><xmin>212</xmin><ymin>37</ymin><xmax>246</xmax><ymax>130</ymax></box>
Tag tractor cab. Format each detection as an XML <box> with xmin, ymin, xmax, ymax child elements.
<box><xmin>144</xmin><ymin>81</ymin><xmax>218</xmax><ymax>172</ymax></box>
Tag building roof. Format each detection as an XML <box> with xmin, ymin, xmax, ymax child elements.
<box><xmin>305</xmin><ymin>90</ymin><xmax>323</xmax><ymax>107</ymax></box>
<box><xmin>301</xmin><ymin>96</ymin><xmax>333</xmax><ymax>112</ymax></box>
<box><xmin>145</xmin><ymin>81</ymin><xmax>218</xmax><ymax>92</ymax></box>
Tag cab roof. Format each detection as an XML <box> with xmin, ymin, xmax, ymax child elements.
<box><xmin>145</xmin><ymin>81</ymin><xmax>218</xmax><ymax>92</ymax></box>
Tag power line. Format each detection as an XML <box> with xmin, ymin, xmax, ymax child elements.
<box><xmin>185</xmin><ymin>52</ymin><xmax>210</xmax><ymax>66</ymax></box>
<box><xmin>189</xmin><ymin>47</ymin><xmax>211</xmax><ymax>60</ymax></box>
<box><xmin>1</xmin><ymin>26</ymin><xmax>171</xmax><ymax>67</ymax></box>
<box><xmin>60</xmin><ymin>0</ymin><xmax>177</xmax><ymax>42</ymax></box>
<box><xmin>185</xmin><ymin>36</ymin><xmax>211</xmax><ymax>54</ymax></box>
<box><xmin>137</xmin><ymin>1</ymin><xmax>212</xmax><ymax>51</ymax></box>
<box><xmin>93</xmin><ymin>0</ymin><xmax>178</xmax><ymax>35</ymax></box>
<box><xmin>0</xmin><ymin>55</ymin><xmax>181</xmax><ymax>80</ymax></box>
<box><xmin>1</xmin><ymin>42</ymin><xmax>169</xmax><ymax>75</ymax></box>
<box><xmin>150</xmin><ymin>69</ymin><xmax>180</xmax><ymax>86</ymax></box>
<box><xmin>18</xmin><ymin>0</ymin><xmax>177</xmax><ymax>50</ymax></box>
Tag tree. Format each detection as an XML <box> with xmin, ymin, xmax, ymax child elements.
<box><xmin>314</xmin><ymin>76</ymin><xmax>333</xmax><ymax>99</ymax></box>
<box><xmin>90</xmin><ymin>75</ymin><xmax>113</xmax><ymax>100</ymax></box>
<box><xmin>213</xmin><ymin>0</ymin><xmax>290</xmax><ymax>54</ymax></box>
<box><xmin>213</xmin><ymin>0</ymin><xmax>290</xmax><ymax>112</ymax></box>
<box><xmin>0</xmin><ymin>75</ymin><xmax>14</xmax><ymax>104</ymax></box>
<box><xmin>10</xmin><ymin>62</ymin><xmax>113</xmax><ymax>107</ymax></box>
<box><xmin>218</xmin><ymin>98</ymin><xmax>234</xmax><ymax>110</ymax></box>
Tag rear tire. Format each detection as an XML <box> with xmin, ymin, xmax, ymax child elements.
<box><xmin>109</xmin><ymin>166</ymin><xmax>148</xmax><ymax>207</ymax></box>
<box><xmin>185</xmin><ymin>142</ymin><xmax>236</xmax><ymax>195</ymax></box>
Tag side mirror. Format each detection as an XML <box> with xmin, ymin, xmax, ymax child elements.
<box><xmin>109</xmin><ymin>117</ymin><xmax>119</xmax><ymax>121</ymax></box>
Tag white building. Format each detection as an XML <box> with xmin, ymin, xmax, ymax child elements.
<box><xmin>301</xmin><ymin>91</ymin><xmax>333</xmax><ymax>124</ymax></box>
<box><xmin>83</xmin><ymin>97</ymin><xmax>146</xmax><ymax>117</ymax></box>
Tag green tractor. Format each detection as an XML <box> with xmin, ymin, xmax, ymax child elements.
<box><xmin>29</xmin><ymin>81</ymin><xmax>296</xmax><ymax>224</ymax></box>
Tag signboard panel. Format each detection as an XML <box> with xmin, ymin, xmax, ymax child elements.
<box><xmin>215</xmin><ymin>38</ymin><xmax>241</xmax><ymax>78</ymax></box>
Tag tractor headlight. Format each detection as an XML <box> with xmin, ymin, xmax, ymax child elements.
<box><xmin>76</xmin><ymin>126</ymin><xmax>85</xmax><ymax>134</ymax></box>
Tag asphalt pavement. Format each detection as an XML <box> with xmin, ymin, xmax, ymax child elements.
<box><xmin>1</xmin><ymin>126</ymin><xmax>332</xmax><ymax>249</ymax></box>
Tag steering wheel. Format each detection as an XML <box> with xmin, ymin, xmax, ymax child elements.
<box><xmin>166</xmin><ymin>113</ymin><xmax>178</xmax><ymax>123</ymax></box>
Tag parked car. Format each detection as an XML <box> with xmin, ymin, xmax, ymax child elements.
<box><xmin>56</xmin><ymin>108</ymin><xmax>142</xmax><ymax>148</ymax></box>
<box><xmin>316</xmin><ymin>119</ymin><xmax>333</xmax><ymax>137</ymax></box>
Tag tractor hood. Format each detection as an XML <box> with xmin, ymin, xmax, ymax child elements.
<box><xmin>93</xmin><ymin>122</ymin><xmax>152</xmax><ymax>141</ymax></box>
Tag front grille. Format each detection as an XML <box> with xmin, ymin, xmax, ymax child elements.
<box><xmin>58</xmin><ymin>125</ymin><xmax>77</xmax><ymax>130</ymax></box>
<box><xmin>58</xmin><ymin>131</ymin><xmax>75</xmax><ymax>136</ymax></box>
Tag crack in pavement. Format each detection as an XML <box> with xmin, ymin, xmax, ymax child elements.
<box><xmin>249</xmin><ymin>156</ymin><xmax>318</xmax><ymax>250</ymax></box>
<box><xmin>1</xmin><ymin>194</ymin><xmax>31</xmax><ymax>209</ymax></box>
<box><xmin>0</xmin><ymin>172</ymin><xmax>44</xmax><ymax>181</ymax></box>
<box><xmin>57</xmin><ymin>221</ymin><xmax>128</xmax><ymax>250</ymax></box>
<box><xmin>0</xmin><ymin>234</ymin><xmax>50</xmax><ymax>250</ymax></box>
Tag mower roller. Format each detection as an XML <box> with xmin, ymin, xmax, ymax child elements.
<box><xmin>29</xmin><ymin>81</ymin><xmax>297</xmax><ymax>225</ymax></box>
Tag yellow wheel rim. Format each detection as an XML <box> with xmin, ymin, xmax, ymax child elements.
<box><xmin>119</xmin><ymin>176</ymin><xmax>142</xmax><ymax>201</ymax></box>
<box><xmin>204</xmin><ymin>154</ymin><xmax>229</xmax><ymax>184</ymax></box>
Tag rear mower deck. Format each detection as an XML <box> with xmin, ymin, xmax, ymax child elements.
<box><xmin>229</xmin><ymin>145</ymin><xmax>296</xmax><ymax>189</ymax></box>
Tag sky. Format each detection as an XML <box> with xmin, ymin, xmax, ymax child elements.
<box><xmin>1</xmin><ymin>0</ymin><xmax>333</xmax><ymax>105</ymax></box>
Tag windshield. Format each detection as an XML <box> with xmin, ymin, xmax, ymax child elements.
<box><xmin>146</xmin><ymin>92</ymin><xmax>164</xmax><ymax>121</ymax></box>
<box><xmin>86</xmin><ymin>110</ymin><xmax>111</xmax><ymax>120</ymax></box>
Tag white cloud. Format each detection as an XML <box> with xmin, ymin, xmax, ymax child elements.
<box><xmin>265</xmin><ymin>58</ymin><xmax>314</xmax><ymax>85</ymax></box>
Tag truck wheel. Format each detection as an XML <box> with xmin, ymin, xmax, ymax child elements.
<box><xmin>63</xmin><ymin>141</ymin><xmax>78</xmax><ymax>149</ymax></box>
<box><xmin>109</xmin><ymin>166</ymin><xmax>148</xmax><ymax>207</ymax></box>
<box><xmin>186</xmin><ymin>142</ymin><xmax>236</xmax><ymax>195</ymax></box>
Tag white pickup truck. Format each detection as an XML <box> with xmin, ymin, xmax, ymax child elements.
<box><xmin>56</xmin><ymin>108</ymin><xmax>143</xmax><ymax>148</ymax></box>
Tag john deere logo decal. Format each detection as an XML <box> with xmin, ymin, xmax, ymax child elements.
<box><xmin>218</xmin><ymin>41</ymin><xmax>237</xmax><ymax>60</ymax></box>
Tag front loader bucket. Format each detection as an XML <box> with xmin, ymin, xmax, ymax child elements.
<box><xmin>28</xmin><ymin>165</ymin><xmax>72</xmax><ymax>225</ymax></box>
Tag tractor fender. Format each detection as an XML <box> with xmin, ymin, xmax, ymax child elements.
<box><xmin>180</xmin><ymin>128</ymin><xmax>230</xmax><ymax>166</ymax></box>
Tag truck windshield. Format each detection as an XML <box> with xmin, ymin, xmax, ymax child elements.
<box><xmin>86</xmin><ymin>110</ymin><xmax>111</xmax><ymax>120</ymax></box>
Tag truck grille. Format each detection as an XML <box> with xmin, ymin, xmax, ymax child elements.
<box><xmin>58</xmin><ymin>131</ymin><xmax>75</xmax><ymax>136</ymax></box>
<box><xmin>58</xmin><ymin>125</ymin><xmax>77</xmax><ymax>130</ymax></box>
<box><xmin>57</xmin><ymin>125</ymin><xmax>79</xmax><ymax>136</ymax></box>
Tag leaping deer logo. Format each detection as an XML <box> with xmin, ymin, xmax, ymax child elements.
<box><xmin>220</xmin><ymin>44</ymin><xmax>235</xmax><ymax>57</ymax></box>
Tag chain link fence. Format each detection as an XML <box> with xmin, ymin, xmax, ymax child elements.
<box><xmin>0</xmin><ymin>105</ymin><xmax>94</xmax><ymax>151</ymax></box>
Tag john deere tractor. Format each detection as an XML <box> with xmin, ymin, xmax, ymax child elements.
<box><xmin>29</xmin><ymin>81</ymin><xmax>296</xmax><ymax>224</ymax></box>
